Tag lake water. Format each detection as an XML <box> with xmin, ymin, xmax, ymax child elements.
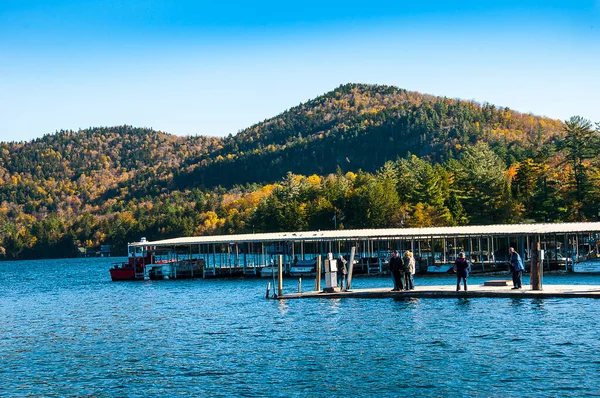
<box><xmin>2</xmin><ymin>257</ymin><xmax>600</xmax><ymax>397</ymax></box>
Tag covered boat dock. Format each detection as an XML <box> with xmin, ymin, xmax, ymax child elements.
<box><xmin>131</xmin><ymin>222</ymin><xmax>600</xmax><ymax>278</ymax></box>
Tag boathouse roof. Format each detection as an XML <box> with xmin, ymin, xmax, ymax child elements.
<box><xmin>132</xmin><ymin>222</ymin><xmax>600</xmax><ymax>247</ymax></box>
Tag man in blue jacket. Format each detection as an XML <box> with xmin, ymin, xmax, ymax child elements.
<box><xmin>509</xmin><ymin>247</ymin><xmax>525</xmax><ymax>289</ymax></box>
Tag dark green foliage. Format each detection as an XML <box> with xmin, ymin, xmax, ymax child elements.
<box><xmin>560</xmin><ymin>117</ymin><xmax>600</xmax><ymax>220</ymax></box>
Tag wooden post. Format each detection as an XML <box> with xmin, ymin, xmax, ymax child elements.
<box><xmin>531</xmin><ymin>241</ymin><xmax>541</xmax><ymax>290</ymax></box>
<box><xmin>378</xmin><ymin>239</ymin><xmax>382</xmax><ymax>273</ymax></box>
<box><xmin>443</xmin><ymin>238</ymin><xmax>447</xmax><ymax>263</ymax></box>
<box><xmin>345</xmin><ymin>246</ymin><xmax>356</xmax><ymax>291</ymax></box>
<box><xmin>278</xmin><ymin>254</ymin><xmax>283</xmax><ymax>297</ymax></box>
<box><xmin>266</xmin><ymin>282</ymin><xmax>271</xmax><ymax>298</ymax></box>
<box><xmin>315</xmin><ymin>255</ymin><xmax>322</xmax><ymax>291</ymax></box>
<box><xmin>540</xmin><ymin>240</ymin><xmax>544</xmax><ymax>289</ymax></box>
<box><xmin>478</xmin><ymin>238</ymin><xmax>483</xmax><ymax>271</ymax></box>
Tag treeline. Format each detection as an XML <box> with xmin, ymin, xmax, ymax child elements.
<box><xmin>0</xmin><ymin>84</ymin><xmax>598</xmax><ymax>259</ymax></box>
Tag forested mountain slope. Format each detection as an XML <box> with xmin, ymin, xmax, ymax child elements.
<box><xmin>0</xmin><ymin>84</ymin><xmax>598</xmax><ymax>260</ymax></box>
<box><xmin>175</xmin><ymin>83</ymin><xmax>564</xmax><ymax>188</ymax></box>
<box><xmin>0</xmin><ymin>126</ymin><xmax>221</xmax><ymax>210</ymax></box>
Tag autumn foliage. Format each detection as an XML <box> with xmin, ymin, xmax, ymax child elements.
<box><xmin>0</xmin><ymin>84</ymin><xmax>598</xmax><ymax>259</ymax></box>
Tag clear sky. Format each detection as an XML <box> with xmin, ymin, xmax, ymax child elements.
<box><xmin>1</xmin><ymin>1</ymin><xmax>598</xmax><ymax>142</ymax></box>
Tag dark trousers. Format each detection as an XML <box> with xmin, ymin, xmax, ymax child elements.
<box><xmin>512</xmin><ymin>270</ymin><xmax>523</xmax><ymax>288</ymax></box>
<box><xmin>338</xmin><ymin>273</ymin><xmax>346</xmax><ymax>289</ymax></box>
<box><xmin>456</xmin><ymin>275</ymin><xmax>467</xmax><ymax>291</ymax></box>
<box><xmin>404</xmin><ymin>273</ymin><xmax>414</xmax><ymax>290</ymax></box>
<box><xmin>392</xmin><ymin>270</ymin><xmax>404</xmax><ymax>290</ymax></box>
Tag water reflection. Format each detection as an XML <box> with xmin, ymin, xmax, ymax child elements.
<box><xmin>391</xmin><ymin>297</ymin><xmax>421</xmax><ymax>309</ymax></box>
<box><xmin>322</xmin><ymin>298</ymin><xmax>342</xmax><ymax>314</ymax></box>
<box><xmin>530</xmin><ymin>298</ymin><xmax>547</xmax><ymax>311</ymax></box>
<box><xmin>509</xmin><ymin>298</ymin><xmax>525</xmax><ymax>308</ymax></box>
<box><xmin>456</xmin><ymin>297</ymin><xmax>470</xmax><ymax>306</ymax></box>
<box><xmin>277</xmin><ymin>299</ymin><xmax>290</xmax><ymax>315</ymax></box>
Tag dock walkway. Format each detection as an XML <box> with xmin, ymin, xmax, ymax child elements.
<box><xmin>275</xmin><ymin>284</ymin><xmax>600</xmax><ymax>300</ymax></box>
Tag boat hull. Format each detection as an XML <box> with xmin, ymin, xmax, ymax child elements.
<box><xmin>260</xmin><ymin>266</ymin><xmax>279</xmax><ymax>278</ymax></box>
<box><xmin>427</xmin><ymin>264</ymin><xmax>454</xmax><ymax>273</ymax></box>
<box><xmin>573</xmin><ymin>259</ymin><xmax>600</xmax><ymax>273</ymax></box>
<box><xmin>289</xmin><ymin>266</ymin><xmax>316</xmax><ymax>277</ymax></box>
<box><xmin>109</xmin><ymin>267</ymin><xmax>136</xmax><ymax>281</ymax></box>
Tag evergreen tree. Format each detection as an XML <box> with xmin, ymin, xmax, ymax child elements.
<box><xmin>561</xmin><ymin>116</ymin><xmax>600</xmax><ymax>220</ymax></box>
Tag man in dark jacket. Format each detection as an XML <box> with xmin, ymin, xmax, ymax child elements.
<box><xmin>389</xmin><ymin>251</ymin><xmax>404</xmax><ymax>291</ymax></box>
<box><xmin>454</xmin><ymin>252</ymin><xmax>469</xmax><ymax>291</ymax></box>
<box><xmin>337</xmin><ymin>255</ymin><xmax>348</xmax><ymax>289</ymax></box>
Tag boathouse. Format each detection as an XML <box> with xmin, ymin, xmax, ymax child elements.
<box><xmin>131</xmin><ymin>222</ymin><xmax>600</xmax><ymax>277</ymax></box>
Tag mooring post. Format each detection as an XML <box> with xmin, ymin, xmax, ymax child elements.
<box><xmin>266</xmin><ymin>282</ymin><xmax>271</xmax><ymax>298</ymax></box>
<box><xmin>539</xmin><ymin>240</ymin><xmax>544</xmax><ymax>289</ymax></box>
<box><xmin>315</xmin><ymin>255</ymin><xmax>322</xmax><ymax>291</ymax></box>
<box><xmin>531</xmin><ymin>241</ymin><xmax>542</xmax><ymax>290</ymax></box>
<box><xmin>278</xmin><ymin>254</ymin><xmax>283</xmax><ymax>297</ymax></box>
<box><xmin>298</xmin><ymin>278</ymin><xmax>302</xmax><ymax>293</ymax></box>
<box><xmin>345</xmin><ymin>246</ymin><xmax>356</xmax><ymax>291</ymax></box>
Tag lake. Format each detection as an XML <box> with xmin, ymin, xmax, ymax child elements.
<box><xmin>2</xmin><ymin>257</ymin><xmax>599</xmax><ymax>397</ymax></box>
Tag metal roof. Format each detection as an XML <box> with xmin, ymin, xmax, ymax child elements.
<box><xmin>132</xmin><ymin>222</ymin><xmax>600</xmax><ymax>247</ymax></box>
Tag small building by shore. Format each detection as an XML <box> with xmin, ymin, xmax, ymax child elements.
<box><xmin>78</xmin><ymin>244</ymin><xmax>112</xmax><ymax>257</ymax></box>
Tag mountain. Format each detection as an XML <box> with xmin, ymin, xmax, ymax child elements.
<box><xmin>174</xmin><ymin>83</ymin><xmax>564</xmax><ymax>189</ymax></box>
<box><xmin>0</xmin><ymin>83</ymin><xmax>564</xmax><ymax>204</ymax></box>
<box><xmin>1</xmin><ymin>83</ymin><xmax>597</xmax><ymax>260</ymax></box>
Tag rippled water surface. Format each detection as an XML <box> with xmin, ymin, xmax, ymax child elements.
<box><xmin>2</xmin><ymin>258</ymin><xmax>600</xmax><ymax>397</ymax></box>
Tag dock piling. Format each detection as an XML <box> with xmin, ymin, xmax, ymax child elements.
<box><xmin>345</xmin><ymin>246</ymin><xmax>356</xmax><ymax>291</ymax></box>
<box><xmin>298</xmin><ymin>278</ymin><xmax>302</xmax><ymax>293</ymax></box>
<box><xmin>531</xmin><ymin>241</ymin><xmax>542</xmax><ymax>290</ymax></box>
<box><xmin>266</xmin><ymin>282</ymin><xmax>271</xmax><ymax>298</ymax></box>
<box><xmin>315</xmin><ymin>255</ymin><xmax>322</xmax><ymax>291</ymax></box>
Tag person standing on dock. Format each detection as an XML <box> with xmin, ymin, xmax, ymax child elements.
<box><xmin>454</xmin><ymin>252</ymin><xmax>469</xmax><ymax>291</ymax></box>
<box><xmin>337</xmin><ymin>255</ymin><xmax>348</xmax><ymax>289</ymax></box>
<box><xmin>403</xmin><ymin>251</ymin><xmax>415</xmax><ymax>290</ymax></box>
<box><xmin>509</xmin><ymin>247</ymin><xmax>524</xmax><ymax>289</ymax></box>
<box><xmin>389</xmin><ymin>251</ymin><xmax>404</xmax><ymax>291</ymax></box>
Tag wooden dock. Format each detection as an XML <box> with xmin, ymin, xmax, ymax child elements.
<box><xmin>272</xmin><ymin>284</ymin><xmax>600</xmax><ymax>300</ymax></box>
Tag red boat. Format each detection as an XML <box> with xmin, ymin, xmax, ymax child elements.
<box><xmin>110</xmin><ymin>238</ymin><xmax>204</xmax><ymax>281</ymax></box>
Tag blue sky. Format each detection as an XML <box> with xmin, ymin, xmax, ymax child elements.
<box><xmin>1</xmin><ymin>1</ymin><xmax>598</xmax><ymax>142</ymax></box>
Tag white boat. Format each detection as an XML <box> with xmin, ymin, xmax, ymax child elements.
<box><xmin>427</xmin><ymin>263</ymin><xmax>454</xmax><ymax>273</ymax></box>
<box><xmin>573</xmin><ymin>257</ymin><xmax>600</xmax><ymax>273</ymax></box>
<box><xmin>573</xmin><ymin>242</ymin><xmax>600</xmax><ymax>273</ymax></box>
<box><xmin>260</xmin><ymin>265</ymin><xmax>279</xmax><ymax>278</ymax></box>
<box><xmin>289</xmin><ymin>259</ymin><xmax>317</xmax><ymax>277</ymax></box>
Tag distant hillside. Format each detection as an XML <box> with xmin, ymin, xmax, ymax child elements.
<box><xmin>174</xmin><ymin>83</ymin><xmax>564</xmax><ymax>189</ymax></box>
<box><xmin>0</xmin><ymin>126</ymin><xmax>221</xmax><ymax>211</ymax></box>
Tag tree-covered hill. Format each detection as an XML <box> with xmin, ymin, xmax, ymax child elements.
<box><xmin>0</xmin><ymin>126</ymin><xmax>221</xmax><ymax>210</ymax></box>
<box><xmin>0</xmin><ymin>84</ymin><xmax>598</xmax><ymax>260</ymax></box>
<box><xmin>174</xmin><ymin>83</ymin><xmax>564</xmax><ymax>189</ymax></box>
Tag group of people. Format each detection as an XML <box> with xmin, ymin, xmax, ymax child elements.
<box><xmin>390</xmin><ymin>247</ymin><xmax>526</xmax><ymax>292</ymax></box>
<box><xmin>389</xmin><ymin>250</ymin><xmax>416</xmax><ymax>291</ymax></box>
